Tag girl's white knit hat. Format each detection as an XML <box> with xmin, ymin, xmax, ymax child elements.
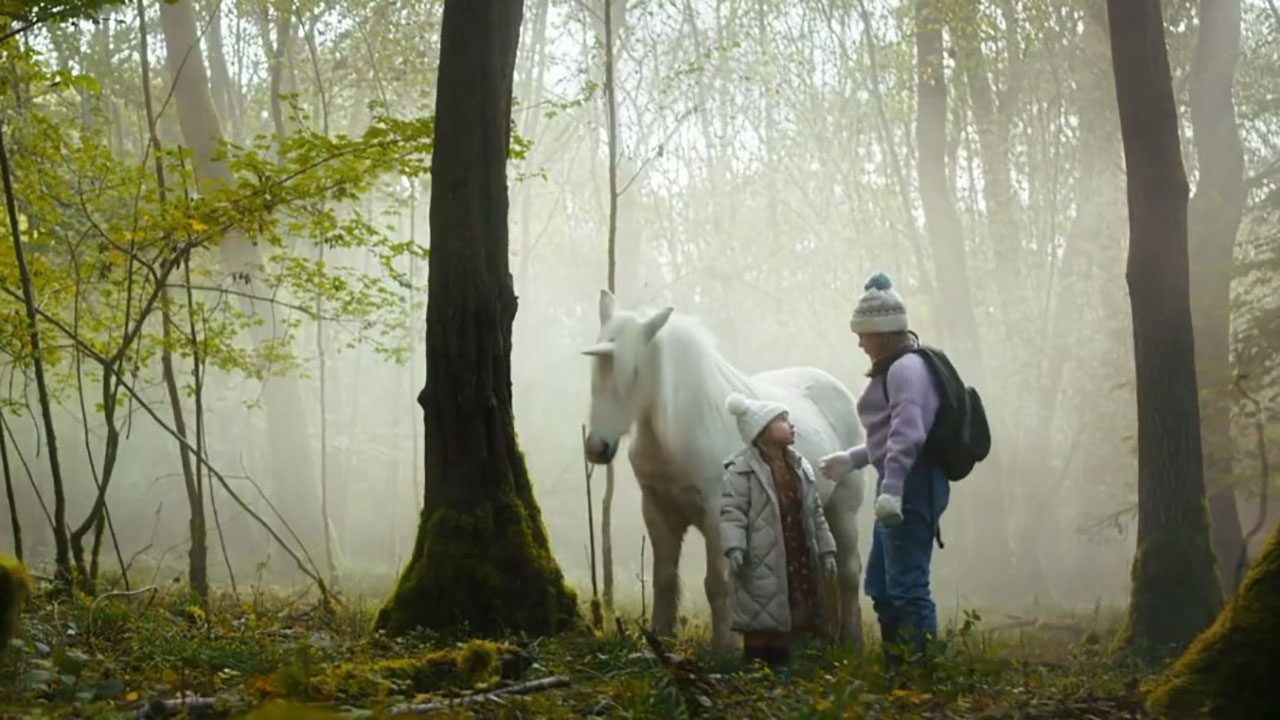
<box><xmin>849</xmin><ymin>271</ymin><xmax>908</xmax><ymax>334</ymax></box>
<box><xmin>726</xmin><ymin>392</ymin><xmax>788</xmax><ymax>444</ymax></box>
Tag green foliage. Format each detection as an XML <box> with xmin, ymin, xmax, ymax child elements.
<box><xmin>0</xmin><ymin>1</ymin><xmax>123</xmax><ymax>29</ymax></box>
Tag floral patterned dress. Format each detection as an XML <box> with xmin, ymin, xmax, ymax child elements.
<box><xmin>765</xmin><ymin>454</ymin><xmax>817</xmax><ymax>631</ymax></box>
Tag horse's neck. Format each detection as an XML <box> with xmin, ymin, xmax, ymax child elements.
<box><xmin>641</xmin><ymin>326</ymin><xmax>751</xmax><ymax>458</ymax></box>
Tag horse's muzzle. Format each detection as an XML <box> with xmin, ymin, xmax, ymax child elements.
<box><xmin>584</xmin><ymin>436</ymin><xmax>618</xmax><ymax>465</ymax></box>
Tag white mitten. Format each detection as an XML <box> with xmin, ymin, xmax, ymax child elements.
<box><xmin>818</xmin><ymin>450</ymin><xmax>855</xmax><ymax>480</ymax></box>
<box><xmin>726</xmin><ymin>548</ymin><xmax>745</xmax><ymax>576</ymax></box>
<box><xmin>874</xmin><ymin>493</ymin><xmax>904</xmax><ymax>526</ymax></box>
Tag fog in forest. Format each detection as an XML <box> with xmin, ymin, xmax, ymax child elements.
<box><xmin>2</xmin><ymin>0</ymin><xmax>1279</xmax><ymax>633</ymax></box>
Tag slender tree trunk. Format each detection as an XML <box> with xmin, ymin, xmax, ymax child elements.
<box><xmin>1188</xmin><ymin>0</ymin><xmax>1247</xmax><ymax>594</ymax></box>
<box><xmin>948</xmin><ymin>2</ymin><xmax>1018</xmax><ymax>274</ymax></box>
<box><xmin>140</xmin><ymin>0</ymin><xmax>208</xmax><ymax>602</ymax></box>
<box><xmin>0</xmin><ymin>120</ymin><xmax>71</xmax><ymax>585</ymax></box>
<box><xmin>316</xmin><ymin>242</ymin><xmax>337</xmax><ymax>585</ymax></box>
<box><xmin>0</xmin><ymin>409</ymin><xmax>21</xmax><ymax>561</ymax></box>
<box><xmin>376</xmin><ymin>0</ymin><xmax>576</xmax><ymax>636</ymax></box>
<box><xmin>204</xmin><ymin>0</ymin><xmax>241</xmax><ymax>141</ymax></box>
<box><xmin>158</xmin><ymin>0</ymin><xmax>325</xmax><ymax>560</ymax></box>
<box><xmin>914</xmin><ymin>0</ymin><xmax>983</xmax><ymax>380</ymax></box>
<box><xmin>1107</xmin><ymin>0</ymin><xmax>1223</xmax><ymax>659</ymax></box>
<box><xmin>600</xmin><ymin>0</ymin><xmax>622</xmax><ymax>617</ymax></box>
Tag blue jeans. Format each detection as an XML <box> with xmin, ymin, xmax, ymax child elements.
<box><xmin>865</xmin><ymin>461</ymin><xmax>949</xmax><ymax>651</ymax></box>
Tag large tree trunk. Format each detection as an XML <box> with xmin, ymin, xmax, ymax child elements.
<box><xmin>1188</xmin><ymin>0</ymin><xmax>1247</xmax><ymax>595</ymax></box>
<box><xmin>1146</xmin><ymin>521</ymin><xmax>1280</xmax><ymax>718</ymax></box>
<box><xmin>375</xmin><ymin>0</ymin><xmax>577</xmax><ymax>637</ymax></box>
<box><xmin>157</xmin><ymin>0</ymin><xmax>326</xmax><ymax>564</ymax></box>
<box><xmin>1106</xmin><ymin>0</ymin><xmax>1223</xmax><ymax>659</ymax></box>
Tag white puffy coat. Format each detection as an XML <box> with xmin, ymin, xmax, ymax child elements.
<box><xmin>719</xmin><ymin>445</ymin><xmax>837</xmax><ymax>633</ymax></box>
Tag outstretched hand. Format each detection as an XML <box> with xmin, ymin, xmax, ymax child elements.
<box><xmin>819</xmin><ymin>450</ymin><xmax>855</xmax><ymax>480</ymax></box>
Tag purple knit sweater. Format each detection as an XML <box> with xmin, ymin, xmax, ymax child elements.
<box><xmin>848</xmin><ymin>353</ymin><xmax>940</xmax><ymax>499</ymax></box>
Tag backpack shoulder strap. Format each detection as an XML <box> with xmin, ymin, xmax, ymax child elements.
<box><xmin>912</xmin><ymin>346</ymin><xmax>965</xmax><ymax>407</ymax></box>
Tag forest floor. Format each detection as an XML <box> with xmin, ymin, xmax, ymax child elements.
<box><xmin>1</xmin><ymin>580</ymin><xmax>1161</xmax><ymax>719</ymax></box>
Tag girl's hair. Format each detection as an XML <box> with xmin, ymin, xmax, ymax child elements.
<box><xmin>865</xmin><ymin>330</ymin><xmax>919</xmax><ymax>377</ymax></box>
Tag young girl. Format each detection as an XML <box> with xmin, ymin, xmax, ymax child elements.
<box><xmin>720</xmin><ymin>392</ymin><xmax>838</xmax><ymax>677</ymax></box>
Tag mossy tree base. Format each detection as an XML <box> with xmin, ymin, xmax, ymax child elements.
<box><xmin>1</xmin><ymin>555</ymin><xmax>29</xmax><ymax>654</ymax></box>
<box><xmin>376</xmin><ymin>497</ymin><xmax>577</xmax><ymax>637</ymax></box>
<box><xmin>1115</xmin><ymin>525</ymin><xmax>1223</xmax><ymax>661</ymax></box>
<box><xmin>1145</xmin><ymin>524</ymin><xmax>1280</xmax><ymax>719</ymax></box>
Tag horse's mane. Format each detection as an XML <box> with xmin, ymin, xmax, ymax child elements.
<box><xmin>644</xmin><ymin>312</ymin><xmax>752</xmax><ymax>447</ymax></box>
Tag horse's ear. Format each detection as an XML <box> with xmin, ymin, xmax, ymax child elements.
<box><xmin>599</xmin><ymin>290</ymin><xmax>615</xmax><ymax>325</ymax></box>
<box><xmin>582</xmin><ymin>341</ymin><xmax>615</xmax><ymax>357</ymax></box>
<box><xmin>642</xmin><ymin>307</ymin><xmax>674</xmax><ymax>342</ymax></box>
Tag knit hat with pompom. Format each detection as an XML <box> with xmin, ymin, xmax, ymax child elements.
<box><xmin>725</xmin><ymin>392</ymin><xmax>789</xmax><ymax>445</ymax></box>
<box><xmin>849</xmin><ymin>271</ymin><xmax>908</xmax><ymax>334</ymax></box>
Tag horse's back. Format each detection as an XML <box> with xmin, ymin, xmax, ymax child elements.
<box><xmin>750</xmin><ymin>366</ymin><xmax>865</xmax><ymax>502</ymax></box>
<box><xmin>752</xmin><ymin>366</ymin><xmax>863</xmax><ymax>444</ymax></box>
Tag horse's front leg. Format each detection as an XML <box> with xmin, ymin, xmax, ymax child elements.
<box><xmin>700</xmin><ymin>513</ymin><xmax>735</xmax><ymax>652</ymax></box>
<box><xmin>826</xmin><ymin>476</ymin><xmax>865</xmax><ymax>649</ymax></box>
<box><xmin>641</xmin><ymin>486</ymin><xmax>686</xmax><ymax>638</ymax></box>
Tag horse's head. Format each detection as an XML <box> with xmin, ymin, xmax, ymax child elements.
<box><xmin>583</xmin><ymin>290</ymin><xmax>673</xmax><ymax>464</ymax></box>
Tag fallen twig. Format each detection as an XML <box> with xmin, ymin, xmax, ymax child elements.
<box><xmin>88</xmin><ymin>585</ymin><xmax>158</xmax><ymax>640</ymax></box>
<box><xmin>387</xmin><ymin>675</ymin><xmax>571</xmax><ymax>715</ymax></box>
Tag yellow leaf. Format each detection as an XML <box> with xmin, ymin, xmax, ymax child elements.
<box><xmin>189</xmin><ymin>218</ymin><xmax>208</xmax><ymax>233</ymax></box>
<box><xmin>124</xmin><ymin>691</ymin><xmax>139</xmax><ymax>702</ymax></box>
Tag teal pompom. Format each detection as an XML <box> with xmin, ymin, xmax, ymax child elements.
<box><xmin>864</xmin><ymin>271</ymin><xmax>893</xmax><ymax>292</ymax></box>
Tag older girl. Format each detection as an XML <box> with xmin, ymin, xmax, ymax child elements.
<box><xmin>819</xmin><ymin>271</ymin><xmax>950</xmax><ymax>673</ymax></box>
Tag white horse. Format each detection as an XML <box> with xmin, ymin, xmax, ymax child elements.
<box><xmin>582</xmin><ymin>290</ymin><xmax>866</xmax><ymax>650</ymax></box>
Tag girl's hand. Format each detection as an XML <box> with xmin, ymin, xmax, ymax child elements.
<box><xmin>726</xmin><ymin>548</ymin><xmax>745</xmax><ymax>576</ymax></box>
<box><xmin>821</xmin><ymin>552</ymin><xmax>837</xmax><ymax>577</ymax></box>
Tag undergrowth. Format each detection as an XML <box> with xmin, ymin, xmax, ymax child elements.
<box><xmin>0</xmin><ymin>579</ymin><xmax>1162</xmax><ymax>719</ymax></box>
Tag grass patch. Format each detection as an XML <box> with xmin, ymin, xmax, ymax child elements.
<box><xmin>0</xmin><ymin>581</ymin><xmax>1161</xmax><ymax>719</ymax></box>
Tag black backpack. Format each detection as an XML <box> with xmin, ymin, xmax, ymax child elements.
<box><xmin>878</xmin><ymin>344</ymin><xmax>991</xmax><ymax>481</ymax></box>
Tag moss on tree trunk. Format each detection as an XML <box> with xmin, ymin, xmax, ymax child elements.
<box><xmin>1146</xmin><ymin>523</ymin><xmax>1280</xmax><ymax>718</ymax></box>
<box><xmin>374</xmin><ymin>0</ymin><xmax>576</xmax><ymax>637</ymax></box>
<box><xmin>0</xmin><ymin>555</ymin><xmax>29</xmax><ymax>654</ymax></box>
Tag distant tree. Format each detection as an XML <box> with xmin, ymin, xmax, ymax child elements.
<box><xmin>1187</xmin><ymin>0</ymin><xmax>1248</xmax><ymax>594</ymax></box>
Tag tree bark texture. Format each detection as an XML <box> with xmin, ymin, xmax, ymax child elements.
<box><xmin>1188</xmin><ymin>0</ymin><xmax>1247</xmax><ymax>594</ymax></box>
<box><xmin>375</xmin><ymin>0</ymin><xmax>577</xmax><ymax>637</ymax></box>
<box><xmin>1106</xmin><ymin>0</ymin><xmax>1223</xmax><ymax>659</ymax></box>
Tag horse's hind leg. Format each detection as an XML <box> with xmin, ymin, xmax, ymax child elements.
<box><xmin>642</xmin><ymin>486</ymin><xmax>687</xmax><ymax>638</ymax></box>
<box><xmin>826</xmin><ymin>477</ymin><xmax>865</xmax><ymax>649</ymax></box>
